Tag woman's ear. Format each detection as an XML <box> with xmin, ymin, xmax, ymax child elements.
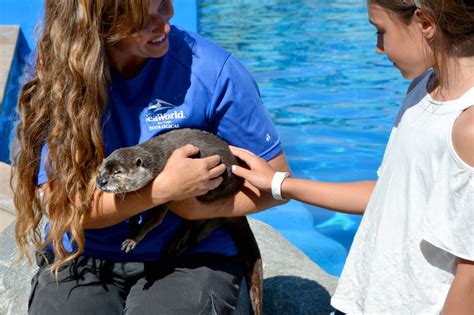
<box><xmin>414</xmin><ymin>8</ymin><xmax>437</xmax><ymax>40</ymax></box>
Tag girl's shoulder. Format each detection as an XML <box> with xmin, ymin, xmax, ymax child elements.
<box><xmin>406</xmin><ymin>70</ymin><xmax>432</xmax><ymax>95</ymax></box>
<box><xmin>393</xmin><ymin>71</ymin><xmax>432</xmax><ymax>127</ymax></box>
<box><xmin>452</xmin><ymin>105</ymin><xmax>474</xmax><ymax>167</ymax></box>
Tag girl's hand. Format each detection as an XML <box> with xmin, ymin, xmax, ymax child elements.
<box><xmin>151</xmin><ymin>144</ymin><xmax>226</xmax><ymax>202</ymax></box>
<box><xmin>229</xmin><ymin>145</ymin><xmax>276</xmax><ymax>191</ymax></box>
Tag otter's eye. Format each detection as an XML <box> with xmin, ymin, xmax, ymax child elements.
<box><xmin>135</xmin><ymin>158</ymin><xmax>143</xmax><ymax>167</ymax></box>
<box><xmin>113</xmin><ymin>169</ymin><xmax>122</xmax><ymax>175</ymax></box>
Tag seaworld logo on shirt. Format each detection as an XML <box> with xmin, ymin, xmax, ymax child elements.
<box><xmin>147</xmin><ymin>99</ymin><xmax>176</xmax><ymax>112</ymax></box>
<box><xmin>145</xmin><ymin>99</ymin><xmax>186</xmax><ymax>130</ymax></box>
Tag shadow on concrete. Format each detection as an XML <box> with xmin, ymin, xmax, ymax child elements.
<box><xmin>263</xmin><ymin>275</ymin><xmax>334</xmax><ymax>315</ymax></box>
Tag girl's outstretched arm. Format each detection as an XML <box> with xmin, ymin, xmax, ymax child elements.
<box><xmin>230</xmin><ymin>146</ymin><xmax>375</xmax><ymax>215</ymax></box>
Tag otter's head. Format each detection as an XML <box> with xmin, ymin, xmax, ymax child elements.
<box><xmin>96</xmin><ymin>146</ymin><xmax>156</xmax><ymax>193</ymax></box>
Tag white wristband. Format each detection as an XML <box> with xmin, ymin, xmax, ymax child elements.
<box><xmin>271</xmin><ymin>172</ymin><xmax>290</xmax><ymax>200</ymax></box>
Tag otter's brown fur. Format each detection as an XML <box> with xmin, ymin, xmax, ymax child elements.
<box><xmin>96</xmin><ymin>128</ymin><xmax>262</xmax><ymax>315</ymax></box>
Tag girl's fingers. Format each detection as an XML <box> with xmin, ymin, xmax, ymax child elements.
<box><xmin>231</xmin><ymin>164</ymin><xmax>252</xmax><ymax>180</ymax></box>
<box><xmin>229</xmin><ymin>147</ymin><xmax>256</xmax><ymax>165</ymax></box>
<box><xmin>229</xmin><ymin>145</ymin><xmax>255</xmax><ymax>155</ymax></box>
<box><xmin>229</xmin><ymin>145</ymin><xmax>254</xmax><ymax>156</ymax></box>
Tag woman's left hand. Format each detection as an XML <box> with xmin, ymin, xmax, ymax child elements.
<box><xmin>151</xmin><ymin>144</ymin><xmax>226</xmax><ymax>202</ymax></box>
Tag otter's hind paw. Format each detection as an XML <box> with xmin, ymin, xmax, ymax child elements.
<box><xmin>121</xmin><ymin>239</ymin><xmax>137</xmax><ymax>253</ymax></box>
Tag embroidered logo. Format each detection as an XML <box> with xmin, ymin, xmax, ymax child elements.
<box><xmin>147</xmin><ymin>99</ymin><xmax>176</xmax><ymax>113</ymax></box>
<box><xmin>145</xmin><ymin>99</ymin><xmax>186</xmax><ymax>131</ymax></box>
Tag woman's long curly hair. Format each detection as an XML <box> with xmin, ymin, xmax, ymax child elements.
<box><xmin>12</xmin><ymin>0</ymin><xmax>149</xmax><ymax>273</ymax></box>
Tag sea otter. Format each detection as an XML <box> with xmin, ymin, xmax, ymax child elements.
<box><xmin>96</xmin><ymin>128</ymin><xmax>262</xmax><ymax>314</ymax></box>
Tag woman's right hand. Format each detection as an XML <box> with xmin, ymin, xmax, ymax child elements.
<box><xmin>151</xmin><ymin>144</ymin><xmax>226</xmax><ymax>202</ymax></box>
<box><xmin>229</xmin><ymin>146</ymin><xmax>276</xmax><ymax>192</ymax></box>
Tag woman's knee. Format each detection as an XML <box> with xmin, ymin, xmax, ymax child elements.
<box><xmin>29</xmin><ymin>258</ymin><xmax>124</xmax><ymax>315</ymax></box>
<box><xmin>124</xmin><ymin>263</ymin><xmax>242</xmax><ymax>314</ymax></box>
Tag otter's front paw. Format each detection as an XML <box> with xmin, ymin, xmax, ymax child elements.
<box><xmin>121</xmin><ymin>239</ymin><xmax>137</xmax><ymax>253</ymax></box>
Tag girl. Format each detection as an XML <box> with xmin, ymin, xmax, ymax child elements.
<box><xmin>231</xmin><ymin>0</ymin><xmax>474</xmax><ymax>313</ymax></box>
<box><xmin>13</xmin><ymin>0</ymin><xmax>289</xmax><ymax>313</ymax></box>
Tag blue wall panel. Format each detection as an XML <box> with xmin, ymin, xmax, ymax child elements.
<box><xmin>0</xmin><ymin>0</ymin><xmax>44</xmax><ymax>50</ymax></box>
<box><xmin>0</xmin><ymin>0</ymin><xmax>198</xmax><ymax>50</ymax></box>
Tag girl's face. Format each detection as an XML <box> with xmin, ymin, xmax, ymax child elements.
<box><xmin>368</xmin><ymin>4</ymin><xmax>433</xmax><ymax>79</ymax></box>
<box><xmin>109</xmin><ymin>0</ymin><xmax>174</xmax><ymax>67</ymax></box>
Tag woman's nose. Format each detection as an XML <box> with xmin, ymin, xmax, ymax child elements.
<box><xmin>151</xmin><ymin>3</ymin><xmax>174</xmax><ymax>29</ymax></box>
<box><xmin>149</xmin><ymin>14</ymin><xmax>172</xmax><ymax>34</ymax></box>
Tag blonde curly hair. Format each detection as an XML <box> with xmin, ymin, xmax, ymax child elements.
<box><xmin>12</xmin><ymin>0</ymin><xmax>149</xmax><ymax>273</ymax></box>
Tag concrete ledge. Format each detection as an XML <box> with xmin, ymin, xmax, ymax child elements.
<box><xmin>0</xmin><ymin>25</ymin><xmax>20</xmax><ymax>107</ymax></box>
<box><xmin>0</xmin><ymin>162</ymin><xmax>14</xmax><ymax>233</ymax></box>
<box><xmin>0</xmin><ymin>210</ymin><xmax>15</xmax><ymax>234</ymax></box>
<box><xmin>249</xmin><ymin>219</ymin><xmax>337</xmax><ymax>313</ymax></box>
<box><xmin>0</xmin><ymin>221</ymin><xmax>37</xmax><ymax>315</ymax></box>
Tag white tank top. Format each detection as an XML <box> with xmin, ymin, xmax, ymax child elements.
<box><xmin>331</xmin><ymin>71</ymin><xmax>474</xmax><ymax>314</ymax></box>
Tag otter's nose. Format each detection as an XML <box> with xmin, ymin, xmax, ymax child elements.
<box><xmin>97</xmin><ymin>176</ymin><xmax>108</xmax><ymax>187</ymax></box>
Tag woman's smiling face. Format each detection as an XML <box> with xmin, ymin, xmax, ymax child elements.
<box><xmin>108</xmin><ymin>0</ymin><xmax>174</xmax><ymax>71</ymax></box>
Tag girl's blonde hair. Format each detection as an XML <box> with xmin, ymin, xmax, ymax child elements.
<box><xmin>12</xmin><ymin>0</ymin><xmax>149</xmax><ymax>273</ymax></box>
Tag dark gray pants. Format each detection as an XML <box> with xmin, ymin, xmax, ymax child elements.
<box><xmin>29</xmin><ymin>253</ymin><xmax>247</xmax><ymax>315</ymax></box>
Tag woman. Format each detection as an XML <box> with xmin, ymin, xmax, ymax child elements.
<box><xmin>13</xmin><ymin>0</ymin><xmax>290</xmax><ymax>313</ymax></box>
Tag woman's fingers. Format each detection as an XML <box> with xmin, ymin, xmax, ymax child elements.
<box><xmin>208</xmin><ymin>163</ymin><xmax>226</xmax><ymax>178</ymax></box>
<box><xmin>206</xmin><ymin>176</ymin><xmax>224</xmax><ymax>191</ymax></box>
<box><xmin>173</xmin><ymin>144</ymin><xmax>200</xmax><ymax>158</ymax></box>
<box><xmin>202</xmin><ymin>154</ymin><xmax>222</xmax><ymax>169</ymax></box>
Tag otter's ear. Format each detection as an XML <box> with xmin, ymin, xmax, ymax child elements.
<box><xmin>135</xmin><ymin>158</ymin><xmax>143</xmax><ymax>167</ymax></box>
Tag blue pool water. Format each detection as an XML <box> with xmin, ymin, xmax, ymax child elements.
<box><xmin>200</xmin><ymin>0</ymin><xmax>409</xmax><ymax>276</ymax></box>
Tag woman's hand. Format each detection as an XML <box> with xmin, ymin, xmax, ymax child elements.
<box><xmin>151</xmin><ymin>144</ymin><xmax>226</xmax><ymax>202</ymax></box>
<box><xmin>229</xmin><ymin>145</ymin><xmax>276</xmax><ymax>192</ymax></box>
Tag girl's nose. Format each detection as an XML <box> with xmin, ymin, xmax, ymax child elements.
<box><xmin>375</xmin><ymin>36</ymin><xmax>384</xmax><ymax>55</ymax></box>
